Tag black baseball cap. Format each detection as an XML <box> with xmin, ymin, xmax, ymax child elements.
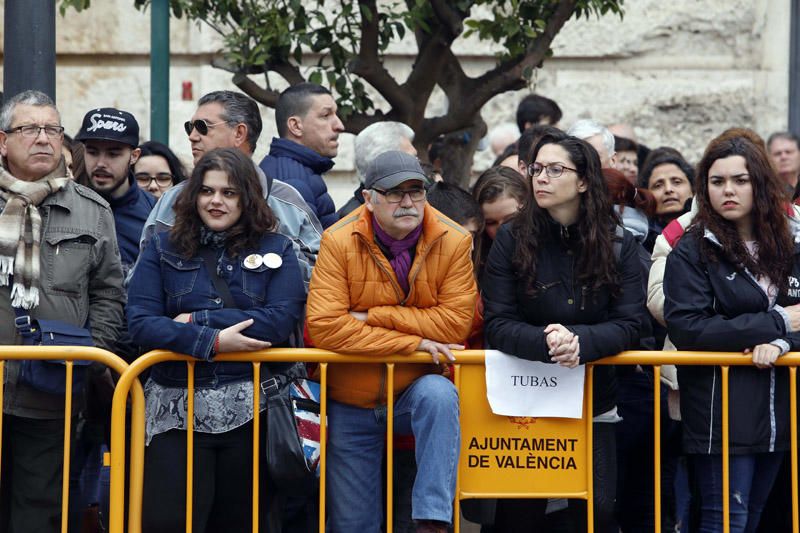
<box><xmin>75</xmin><ymin>108</ymin><xmax>140</xmax><ymax>148</ymax></box>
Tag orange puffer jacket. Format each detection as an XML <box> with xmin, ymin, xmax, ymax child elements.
<box><xmin>307</xmin><ymin>203</ymin><xmax>478</xmax><ymax>407</ymax></box>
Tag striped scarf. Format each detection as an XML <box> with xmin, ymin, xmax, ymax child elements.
<box><xmin>0</xmin><ymin>162</ymin><xmax>68</xmax><ymax>308</ymax></box>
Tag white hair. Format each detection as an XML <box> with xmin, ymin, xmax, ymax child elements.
<box><xmin>487</xmin><ymin>122</ymin><xmax>519</xmax><ymax>155</ymax></box>
<box><xmin>354</xmin><ymin>121</ymin><xmax>415</xmax><ymax>182</ymax></box>
<box><xmin>567</xmin><ymin>119</ymin><xmax>615</xmax><ymax>159</ymax></box>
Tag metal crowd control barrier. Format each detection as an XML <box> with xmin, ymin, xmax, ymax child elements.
<box><xmin>107</xmin><ymin>349</ymin><xmax>800</xmax><ymax>533</ymax></box>
<box><xmin>0</xmin><ymin>346</ymin><xmax>138</xmax><ymax>533</ymax></box>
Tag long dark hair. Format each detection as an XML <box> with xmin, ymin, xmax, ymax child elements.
<box><xmin>693</xmin><ymin>129</ymin><xmax>793</xmax><ymax>288</ymax></box>
<box><xmin>171</xmin><ymin>148</ymin><xmax>276</xmax><ymax>258</ymax></box>
<box><xmin>511</xmin><ymin>132</ymin><xmax>619</xmax><ymax>297</ymax></box>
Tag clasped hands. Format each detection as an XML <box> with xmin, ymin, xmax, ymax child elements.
<box><xmin>545</xmin><ymin>324</ymin><xmax>580</xmax><ymax>368</ymax></box>
<box><xmin>173</xmin><ymin>313</ymin><xmax>271</xmax><ymax>353</ymax></box>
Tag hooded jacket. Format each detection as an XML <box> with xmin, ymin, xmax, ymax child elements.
<box><xmin>106</xmin><ymin>172</ymin><xmax>156</xmax><ymax>272</ymax></box>
<box><xmin>306</xmin><ymin>203</ymin><xmax>477</xmax><ymax>408</ymax></box>
<box><xmin>260</xmin><ymin>138</ymin><xmax>338</xmax><ymax>228</ymax></box>
<box><xmin>664</xmin><ymin>226</ymin><xmax>800</xmax><ymax>454</ymax></box>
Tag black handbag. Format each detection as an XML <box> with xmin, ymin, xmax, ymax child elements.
<box><xmin>14</xmin><ymin>310</ymin><xmax>93</xmax><ymax>395</ymax></box>
<box><xmin>262</xmin><ymin>368</ymin><xmax>322</xmax><ymax>489</ymax></box>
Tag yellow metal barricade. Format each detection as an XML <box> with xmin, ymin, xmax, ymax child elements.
<box><xmin>0</xmin><ymin>345</ymin><xmax>135</xmax><ymax>533</ymax></box>
<box><xmin>108</xmin><ymin>349</ymin><xmax>800</xmax><ymax>533</ymax></box>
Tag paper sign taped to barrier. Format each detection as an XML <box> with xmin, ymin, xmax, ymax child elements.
<box><xmin>485</xmin><ymin>349</ymin><xmax>585</xmax><ymax>418</ymax></box>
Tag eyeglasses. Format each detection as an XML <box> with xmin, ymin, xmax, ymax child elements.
<box><xmin>183</xmin><ymin>119</ymin><xmax>228</xmax><ymax>136</ymax></box>
<box><xmin>374</xmin><ymin>188</ymin><xmax>426</xmax><ymax>204</ymax></box>
<box><xmin>135</xmin><ymin>172</ymin><xmax>174</xmax><ymax>188</ymax></box>
<box><xmin>528</xmin><ymin>162</ymin><xmax>578</xmax><ymax>179</ymax></box>
<box><xmin>5</xmin><ymin>124</ymin><xmax>65</xmax><ymax>139</ymax></box>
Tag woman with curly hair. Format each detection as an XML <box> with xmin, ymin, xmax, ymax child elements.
<box><xmin>127</xmin><ymin>148</ymin><xmax>305</xmax><ymax>532</ymax></box>
<box><xmin>481</xmin><ymin>130</ymin><xmax>646</xmax><ymax>532</ymax></box>
<box><xmin>664</xmin><ymin>131</ymin><xmax>800</xmax><ymax>533</ymax></box>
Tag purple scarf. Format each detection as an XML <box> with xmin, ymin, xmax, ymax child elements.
<box><xmin>372</xmin><ymin>219</ymin><xmax>423</xmax><ymax>295</ymax></box>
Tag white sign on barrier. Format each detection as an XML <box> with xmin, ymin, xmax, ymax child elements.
<box><xmin>485</xmin><ymin>349</ymin><xmax>585</xmax><ymax>418</ymax></box>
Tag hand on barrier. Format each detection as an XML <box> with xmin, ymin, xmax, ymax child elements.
<box><xmin>417</xmin><ymin>338</ymin><xmax>463</xmax><ymax>365</ymax></box>
<box><xmin>217</xmin><ymin>319</ymin><xmax>272</xmax><ymax>353</ymax></box>
<box><xmin>545</xmin><ymin>323</ymin><xmax>581</xmax><ymax>368</ymax></box>
<box><xmin>745</xmin><ymin>344</ymin><xmax>780</xmax><ymax>369</ymax></box>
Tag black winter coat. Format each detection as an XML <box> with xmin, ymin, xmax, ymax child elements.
<box><xmin>664</xmin><ymin>229</ymin><xmax>800</xmax><ymax>454</ymax></box>
<box><xmin>482</xmin><ymin>219</ymin><xmax>646</xmax><ymax>416</ymax></box>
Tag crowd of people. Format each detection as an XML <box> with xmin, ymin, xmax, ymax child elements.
<box><xmin>1</xmin><ymin>84</ymin><xmax>800</xmax><ymax>533</ymax></box>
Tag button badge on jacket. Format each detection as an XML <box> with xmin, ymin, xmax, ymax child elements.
<box><xmin>243</xmin><ymin>254</ymin><xmax>263</xmax><ymax>270</ymax></box>
<box><xmin>263</xmin><ymin>253</ymin><xmax>282</xmax><ymax>269</ymax></box>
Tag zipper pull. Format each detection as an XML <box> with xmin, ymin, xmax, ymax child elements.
<box><xmin>561</xmin><ymin>225</ymin><xmax>569</xmax><ymax>240</ymax></box>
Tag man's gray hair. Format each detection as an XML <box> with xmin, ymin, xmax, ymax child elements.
<box><xmin>354</xmin><ymin>121</ymin><xmax>415</xmax><ymax>182</ymax></box>
<box><xmin>567</xmin><ymin>119</ymin><xmax>615</xmax><ymax>159</ymax></box>
<box><xmin>197</xmin><ymin>90</ymin><xmax>262</xmax><ymax>153</ymax></box>
<box><xmin>0</xmin><ymin>90</ymin><xmax>59</xmax><ymax>131</ymax></box>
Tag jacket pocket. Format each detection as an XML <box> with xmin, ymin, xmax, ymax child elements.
<box><xmin>44</xmin><ymin>233</ymin><xmax>95</xmax><ymax>294</ymax></box>
<box><xmin>160</xmin><ymin>254</ymin><xmax>201</xmax><ymax>297</ymax></box>
<box><xmin>242</xmin><ymin>263</ymin><xmax>271</xmax><ymax>303</ymax></box>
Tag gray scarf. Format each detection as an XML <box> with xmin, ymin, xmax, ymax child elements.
<box><xmin>0</xmin><ymin>160</ymin><xmax>69</xmax><ymax>308</ymax></box>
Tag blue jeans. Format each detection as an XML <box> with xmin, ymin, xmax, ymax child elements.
<box><xmin>326</xmin><ymin>374</ymin><xmax>460</xmax><ymax>532</ymax></box>
<box><xmin>690</xmin><ymin>453</ymin><xmax>784</xmax><ymax>533</ymax></box>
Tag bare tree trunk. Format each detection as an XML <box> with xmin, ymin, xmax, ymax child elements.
<box><xmin>439</xmin><ymin>116</ymin><xmax>487</xmax><ymax>189</ymax></box>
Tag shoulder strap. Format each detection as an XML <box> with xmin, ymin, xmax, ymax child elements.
<box><xmin>196</xmin><ymin>247</ymin><xmax>236</xmax><ymax>308</ymax></box>
<box><xmin>613</xmin><ymin>225</ymin><xmax>624</xmax><ymax>262</ymax></box>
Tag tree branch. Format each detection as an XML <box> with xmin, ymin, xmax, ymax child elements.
<box><xmin>403</xmin><ymin>2</ymin><xmax>467</xmax><ymax>112</ymax></box>
<box><xmin>232</xmin><ymin>71</ymin><xmax>280</xmax><ymax>107</ymax></box>
<box><xmin>269</xmin><ymin>60</ymin><xmax>306</xmax><ymax>85</ymax></box>
<box><xmin>348</xmin><ymin>0</ymin><xmax>410</xmax><ymax>116</ymax></box>
<box><xmin>466</xmin><ymin>0</ymin><xmax>579</xmax><ymax>107</ymax></box>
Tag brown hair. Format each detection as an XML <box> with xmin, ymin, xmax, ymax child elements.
<box><xmin>171</xmin><ymin>148</ymin><xmax>276</xmax><ymax>258</ymax></box>
<box><xmin>693</xmin><ymin>129</ymin><xmax>793</xmax><ymax>287</ymax></box>
<box><xmin>604</xmin><ymin>168</ymin><xmax>656</xmax><ymax>217</ymax></box>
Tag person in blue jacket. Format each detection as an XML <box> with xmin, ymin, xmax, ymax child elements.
<box><xmin>260</xmin><ymin>83</ymin><xmax>344</xmax><ymax>228</ymax></box>
<box><xmin>664</xmin><ymin>130</ymin><xmax>800</xmax><ymax>533</ymax></box>
<box><xmin>481</xmin><ymin>130</ymin><xmax>646</xmax><ymax>532</ymax></box>
<box><xmin>127</xmin><ymin>148</ymin><xmax>306</xmax><ymax>532</ymax></box>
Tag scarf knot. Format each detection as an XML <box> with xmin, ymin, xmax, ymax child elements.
<box><xmin>372</xmin><ymin>218</ymin><xmax>423</xmax><ymax>295</ymax></box>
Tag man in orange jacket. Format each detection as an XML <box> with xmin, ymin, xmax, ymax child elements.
<box><xmin>307</xmin><ymin>150</ymin><xmax>477</xmax><ymax>533</ymax></box>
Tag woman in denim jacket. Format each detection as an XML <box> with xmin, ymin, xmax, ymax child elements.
<box><xmin>127</xmin><ymin>148</ymin><xmax>305</xmax><ymax>532</ymax></box>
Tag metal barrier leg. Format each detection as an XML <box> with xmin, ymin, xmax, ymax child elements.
<box><xmin>791</xmin><ymin>368</ymin><xmax>798</xmax><ymax>533</ymax></box>
<box><xmin>60</xmin><ymin>362</ymin><xmax>74</xmax><ymax>533</ymax></box>
<box><xmin>654</xmin><ymin>365</ymin><xmax>662</xmax><ymax>533</ymax></box>
<box><xmin>386</xmin><ymin>363</ymin><xmax>395</xmax><ymax>533</ymax></box>
<box><xmin>587</xmin><ymin>365</ymin><xmax>594</xmax><ymax>533</ymax></box>
<box><xmin>185</xmin><ymin>362</ymin><xmax>195</xmax><ymax>533</ymax></box>
<box><xmin>721</xmin><ymin>366</ymin><xmax>730</xmax><ymax>533</ymax></box>
<box><xmin>319</xmin><ymin>363</ymin><xmax>328</xmax><ymax>533</ymax></box>
<box><xmin>454</xmin><ymin>363</ymin><xmax>461</xmax><ymax>533</ymax></box>
<box><xmin>252</xmin><ymin>362</ymin><xmax>261</xmax><ymax>533</ymax></box>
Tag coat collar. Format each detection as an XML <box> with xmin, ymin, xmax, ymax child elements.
<box><xmin>268</xmin><ymin>137</ymin><xmax>335</xmax><ymax>174</ymax></box>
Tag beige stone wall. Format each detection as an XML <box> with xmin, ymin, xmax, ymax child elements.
<box><xmin>0</xmin><ymin>0</ymin><xmax>791</xmax><ymax>206</ymax></box>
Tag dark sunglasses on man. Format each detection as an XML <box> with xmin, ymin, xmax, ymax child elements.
<box><xmin>183</xmin><ymin>119</ymin><xmax>228</xmax><ymax>136</ymax></box>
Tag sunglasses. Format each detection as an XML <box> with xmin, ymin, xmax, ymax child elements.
<box><xmin>183</xmin><ymin>119</ymin><xmax>228</xmax><ymax>136</ymax></box>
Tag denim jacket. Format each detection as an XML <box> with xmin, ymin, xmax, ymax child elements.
<box><xmin>131</xmin><ymin>163</ymin><xmax>321</xmax><ymax>291</ymax></box>
<box><xmin>127</xmin><ymin>230</ymin><xmax>305</xmax><ymax>388</ymax></box>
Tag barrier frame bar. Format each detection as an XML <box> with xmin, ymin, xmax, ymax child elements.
<box><xmin>722</xmin><ymin>366</ymin><xmax>730</xmax><ymax>533</ymax></box>
<box><xmin>586</xmin><ymin>365</ymin><xmax>594</xmax><ymax>533</ymax></box>
<box><xmin>0</xmin><ymin>346</ymin><xmax>132</xmax><ymax>533</ymax></box>
<box><xmin>109</xmin><ymin>349</ymin><xmax>800</xmax><ymax>533</ymax></box>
